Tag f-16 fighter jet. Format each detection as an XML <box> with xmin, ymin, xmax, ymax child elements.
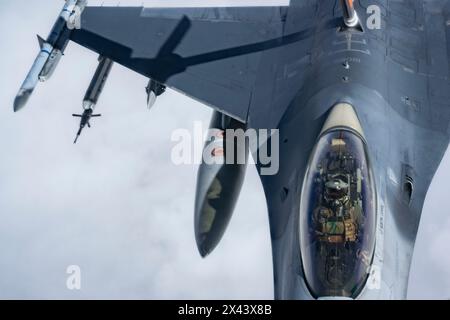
<box><xmin>14</xmin><ymin>0</ymin><xmax>450</xmax><ymax>299</ymax></box>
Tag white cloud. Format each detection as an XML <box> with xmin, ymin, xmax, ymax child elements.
<box><xmin>0</xmin><ymin>0</ymin><xmax>449</xmax><ymax>300</ymax></box>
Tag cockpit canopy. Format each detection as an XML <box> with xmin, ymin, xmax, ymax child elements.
<box><xmin>300</xmin><ymin>129</ymin><xmax>376</xmax><ymax>298</ymax></box>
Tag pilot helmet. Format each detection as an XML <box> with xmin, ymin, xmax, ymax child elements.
<box><xmin>325</xmin><ymin>178</ymin><xmax>348</xmax><ymax>200</ymax></box>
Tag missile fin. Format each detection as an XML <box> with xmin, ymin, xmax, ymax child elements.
<box><xmin>37</xmin><ymin>35</ymin><xmax>45</xmax><ymax>48</ymax></box>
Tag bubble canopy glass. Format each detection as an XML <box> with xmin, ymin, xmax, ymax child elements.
<box><xmin>300</xmin><ymin>129</ymin><xmax>377</xmax><ymax>298</ymax></box>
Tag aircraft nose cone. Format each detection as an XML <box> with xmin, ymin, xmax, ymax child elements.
<box><xmin>13</xmin><ymin>89</ymin><xmax>31</xmax><ymax>112</ymax></box>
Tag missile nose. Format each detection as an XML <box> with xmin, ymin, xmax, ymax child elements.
<box><xmin>13</xmin><ymin>89</ymin><xmax>31</xmax><ymax>112</ymax></box>
<box><xmin>147</xmin><ymin>90</ymin><xmax>157</xmax><ymax>109</ymax></box>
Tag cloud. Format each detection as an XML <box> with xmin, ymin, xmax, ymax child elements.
<box><xmin>0</xmin><ymin>0</ymin><xmax>448</xmax><ymax>300</ymax></box>
<box><xmin>0</xmin><ymin>0</ymin><xmax>273</xmax><ymax>299</ymax></box>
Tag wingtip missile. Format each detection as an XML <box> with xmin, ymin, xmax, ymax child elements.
<box><xmin>13</xmin><ymin>1</ymin><xmax>87</xmax><ymax>112</ymax></box>
<box><xmin>13</xmin><ymin>89</ymin><xmax>32</xmax><ymax>112</ymax></box>
<box><xmin>13</xmin><ymin>41</ymin><xmax>53</xmax><ymax>112</ymax></box>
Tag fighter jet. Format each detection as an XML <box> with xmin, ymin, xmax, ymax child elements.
<box><xmin>13</xmin><ymin>0</ymin><xmax>450</xmax><ymax>299</ymax></box>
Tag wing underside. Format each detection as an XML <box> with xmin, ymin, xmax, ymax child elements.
<box><xmin>70</xmin><ymin>6</ymin><xmax>288</xmax><ymax>122</ymax></box>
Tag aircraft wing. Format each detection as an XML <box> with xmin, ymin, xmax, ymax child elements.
<box><xmin>70</xmin><ymin>5</ymin><xmax>291</xmax><ymax>123</ymax></box>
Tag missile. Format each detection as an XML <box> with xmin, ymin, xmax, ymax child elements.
<box><xmin>14</xmin><ymin>41</ymin><xmax>54</xmax><ymax>112</ymax></box>
<box><xmin>39</xmin><ymin>48</ymin><xmax>63</xmax><ymax>82</ymax></box>
<box><xmin>73</xmin><ymin>109</ymin><xmax>101</xmax><ymax>144</ymax></box>
<box><xmin>14</xmin><ymin>0</ymin><xmax>87</xmax><ymax>112</ymax></box>
<box><xmin>146</xmin><ymin>79</ymin><xmax>166</xmax><ymax>109</ymax></box>
<box><xmin>83</xmin><ymin>56</ymin><xmax>114</xmax><ymax>110</ymax></box>
<box><xmin>72</xmin><ymin>56</ymin><xmax>113</xmax><ymax>144</ymax></box>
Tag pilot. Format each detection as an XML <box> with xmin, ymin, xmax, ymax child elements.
<box><xmin>324</xmin><ymin>177</ymin><xmax>349</xmax><ymax>207</ymax></box>
<box><xmin>323</xmin><ymin>178</ymin><xmax>358</xmax><ymax>243</ymax></box>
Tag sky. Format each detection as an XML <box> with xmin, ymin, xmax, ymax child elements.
<box><xmin>0</xmin><ymin>0</ymin><xmax>449</xmax><ymax>299</ymax></box>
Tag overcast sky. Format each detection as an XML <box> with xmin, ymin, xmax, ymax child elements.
<box><xmin>0</xmin><ymin>0</ymin><xmax>449</xmax><ymax>299</ymax></box>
